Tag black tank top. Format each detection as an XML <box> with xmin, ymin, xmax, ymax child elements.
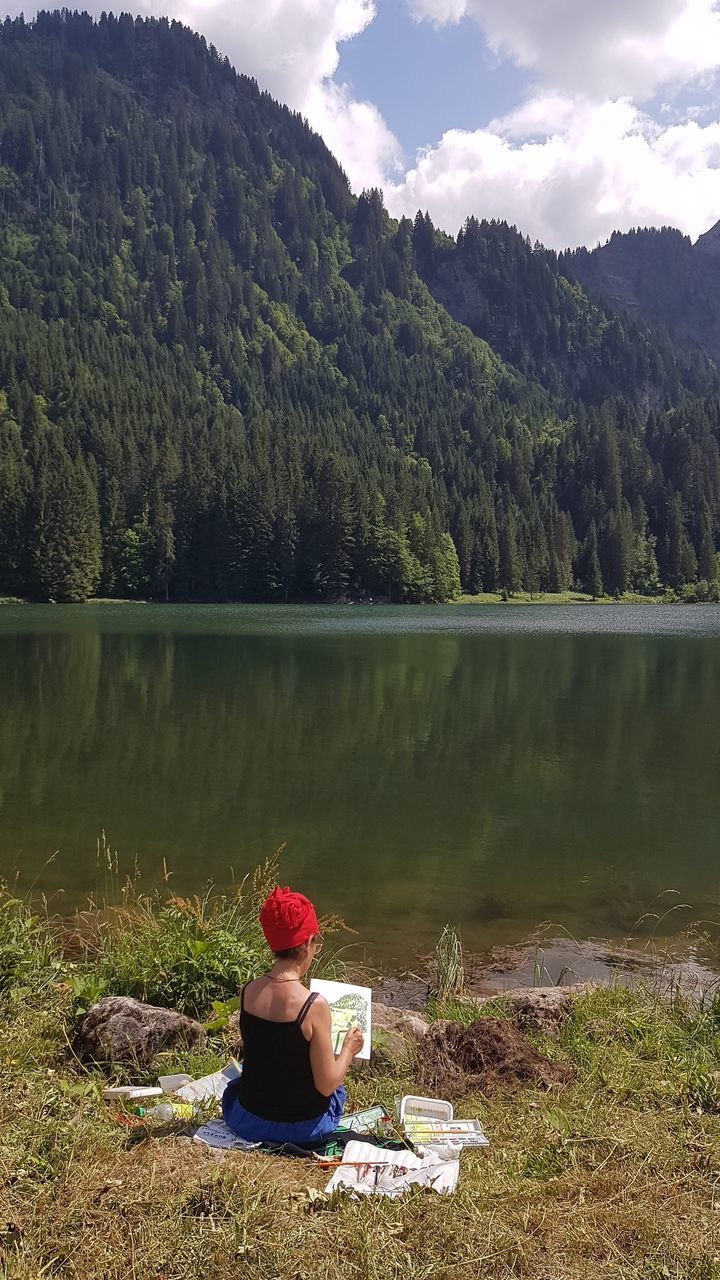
<box><xmin>230</xmin><ymin>984</ymin><xmax>332</xmax><ymax>1122</ymax></box>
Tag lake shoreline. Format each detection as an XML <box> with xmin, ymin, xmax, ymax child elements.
<box><xmin>0</xmin><ymin>590</ymin><xmax>711</xmax><ymax>607</ymax></box>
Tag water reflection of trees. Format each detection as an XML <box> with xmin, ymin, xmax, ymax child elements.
<box><xmin>1</xmin><ymin>626</ymin><xmax>719</xmax><ymax>952</ymax></box>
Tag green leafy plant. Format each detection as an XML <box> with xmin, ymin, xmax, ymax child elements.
<box><xmin>90</xmin><ymin>900</ymin><xmax>264</xmax><ymax>1019</ymax></box>
<box><xmin>78</xmin><ymin>852</ymin><xmax>305</xmax><ymax>1019</ymax></box>
<box><xmin>204</xmin><ymin>996</ymin><xmax>241</xmax><ymax>1033</ymax></box>
<box><xmin>370</xmin><ymin>1027</ymin><xmax>391</xmax><ymax>1054</ymax></box>
<box><xmin>67</xmin><ymin>970</ymin><xmax>108</xmax><ymax>1018</ymax></box>
<box><xmin>685</xmin><ymin>1070</ymin><xmax>720</xmax><ymax>1115</ymax></box>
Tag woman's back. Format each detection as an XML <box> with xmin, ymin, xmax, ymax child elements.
<box><xmin>234</xmin><ymin>978</ymin><xmax>332</xmax><ymax>1123</ymax></box>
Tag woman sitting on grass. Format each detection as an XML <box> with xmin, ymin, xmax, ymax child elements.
<box><xmin>222</xmin><ymin>885</ymin><xmax>363</xmax><ymax>1146</ymax></box>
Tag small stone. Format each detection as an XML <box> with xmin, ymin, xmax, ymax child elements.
<box><xmin>74</xmin><ymin>996</ymin><xmax>207</xmax><ymax>1067</ymax></box>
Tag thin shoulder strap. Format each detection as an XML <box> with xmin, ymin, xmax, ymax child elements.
<box><xmin>240</xmin><ymin>982</ymin><xmax>248</xmax><ymax>1013</ymax></box>
<box><xmin>296</xmin><ymin>992</ymin><xmax>319</xmax><ymax>1028</ymax></box>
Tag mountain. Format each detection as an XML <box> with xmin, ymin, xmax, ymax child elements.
<box><xmin>413</xmin><ymin>213</ymin><xmax>716</xmax><ymax>404</ymax></box>
<box><xmin>0</xmin><ymin>12</ymin><xmax>718</xmax><ymax>603</ymax></box>
<box><xmin>694</xmin><ymin>218</ymin><xmax>720</xmax><ymax>257</ymax></box>
<box><xmin>561</xmin><ymin>227</ymin><xmax>720</xmax><ymax>363</ymax></box>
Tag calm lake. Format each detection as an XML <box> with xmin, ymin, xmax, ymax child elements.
<box><xmin>1</xmin><ymin>603</ymin><xmax>720</xmax><ymax>970</ymax></box>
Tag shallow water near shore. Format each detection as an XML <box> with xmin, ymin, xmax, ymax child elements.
<box><xmin>1</xmin><ymin>601</ymin><xmax>720</xmax><ymax>970</ymax></box>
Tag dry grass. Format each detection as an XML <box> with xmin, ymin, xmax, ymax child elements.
<box><xmin>2</xmin><ymin>983</ymin><xmax>720</xmax><ymax>1279</ymax></box>
<box><xmin>1</xmin><ymin>889</ymin><xmax>720</xmax><ymax>1280</ymax></box>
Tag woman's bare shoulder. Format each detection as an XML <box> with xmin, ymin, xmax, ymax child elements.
<box><xmin>309</xmin><ymin>992</ymin><xmax>330</xmax><ymax>1015</ymax></box>
<box><xmin>242</xmin><ymin>976</ymin><xmax>267</xmax><ymax>995</ymax></box>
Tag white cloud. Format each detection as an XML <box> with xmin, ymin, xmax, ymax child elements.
<box><xmin>305</xmin><ymin>81</ymin><xmax>404</xmax><ymax>191</ymax></box>
<box><xmin>408</xmin><ymin>0</ymin><xmax>720</xmax><ymax>100</ymax></box>
<box><xmin>396</xmin><ymin>0</ymin><xmax>720</xmax><ymax>247</ymax></box>
<box><xmin>151</xmin><ymin>0</ymin><xmax>375</xmax><ymax>108</ymax></box>
<box><xmin>409</xmin><ymin>0</ymin><xmax>467</xmax><ymax>23</ymax></box>
<box><xmin>386</xmin><ymin>97</ymin><xmax>720</xmax><ymax>249</ymax></box>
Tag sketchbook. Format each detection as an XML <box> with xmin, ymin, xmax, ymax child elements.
<box><xmin>309</xmin><ymin>978</ymin><xmax>372</xmax><ymax>1060</ymax></box>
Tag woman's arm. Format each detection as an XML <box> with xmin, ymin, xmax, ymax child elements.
<box><xmin>307</xmin><ymin>997</ymin><xmax>364</xmax><ymax>1096</ymax></box>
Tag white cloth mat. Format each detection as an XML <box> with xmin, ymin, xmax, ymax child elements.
<box><xmin>323</xmin><ymin>1138</ymin><xmax>460</xmax><ymax>1198</ymax></box>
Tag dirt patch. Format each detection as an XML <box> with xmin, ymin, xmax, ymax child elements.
<box><xmin>417</xmin><ymin>1017</ymin><xmax>574</xmax><ymax>1098</ymax></box>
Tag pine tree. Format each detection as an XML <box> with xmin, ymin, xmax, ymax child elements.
<box><xmin>498</xmin><ymin>508</ymin><xmax>522</xmax><ymax>595</ymax></box>
<box><xmin>581</xmin><ymin>522</ymin><xmax>604</xmax><ymax>599</ymax></box>
<box><xmin>697</xmin><ymin>502</ymin><xmax>718</xmax><ymax>583</ymax></box>
<box><xmin>309</xmin><ymin>456</ymin><xmax>354</xmax><ymax>599</ymax></box>
<box><xmin>431</xmin><ymin>532</ymin><xmax>462</xmax><ymax>601</ymax></box>
<box><xmin>660</xmin><ymin>493</ymin><xmax>696</xmax><ymax>589</ymax></box>
<box><xmin>147</xmin><ymin>481</ymin><xmax>176</xmax><ymax>601</ymax></box>
<box><xmin>600</xmin><ymin>504</ymin><xmax>634</xmax><ymax>595</ymax></box>
<box><xmin>32</xmin><ymin>441</ymin><xmax>101</xmax><ymax>602</ymax></box>
<box><xmin>0</xmin><ymin>398</ymin><xmax>29</xmax><ymax>593</ymax></box>
<box><xmin>629</xmin><ymin>500</ymin><xmax>661</xmax><ymax>595</ymax></box>
<box><xmin>119</xmin><ymin>506</ymin><xmax>154</xmax><ymax>599</ymax></box>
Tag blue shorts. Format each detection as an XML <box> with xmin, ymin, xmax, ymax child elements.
<box><xmin>222</xmin><ymin>1083</ymin><xmax>346</xmax><ymax>1146</ymax></box>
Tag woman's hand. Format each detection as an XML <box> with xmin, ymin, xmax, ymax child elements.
<box><xmin>308</xmin><ymin>1002</ymin><xmax>365</xmax><ymax>1094</ymax></box>
<box><xmin>341</xmin><ymin>1026</ymin><xmax>364</xmax><ymax>1058</ymax></box>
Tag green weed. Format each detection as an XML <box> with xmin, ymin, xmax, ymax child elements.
<box><xmin>0</xmin><ymin>890</ymin><xmax>61</xmax><ymax>998</ymax></box>
<box><xmin>433</xmin><ymin>924</ymin><xmax>465</xmax><ymax>1000</ymax></box>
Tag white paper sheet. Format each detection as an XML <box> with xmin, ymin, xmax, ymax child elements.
<box><xmin>175</xmin><ymin>1061</ymin><xmax>241</xmax><ymax>1104</ymax></box>
<box><xmin>192</xmin><ymin>1118</ymin><xmax>260</xmax><ymax>1151</ymax></box>
<box><xmin>309</xmin><ymin>979</ymin><xmax>372</xmax><ymax>1060</ymax></box>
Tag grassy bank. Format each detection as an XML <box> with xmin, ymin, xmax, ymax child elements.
<box><xmin>458</xmin><ymin>584</ymin><xmax>720</xmax><ymax>605</ymax></box>
<box><xmin>457</xmin><ymin>590</ymin><xmax>673</xmax><ymax>606</ymax></box>
<box><xmin>2</xmin><ymin>885</ymin><xmax>720</xmax><ymax>1279</ymax></box>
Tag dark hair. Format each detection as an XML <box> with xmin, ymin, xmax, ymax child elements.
<box><xmin>272</xmin><ymin>944</ymin><xmax>305</xmax><ymax>960</ymax></box>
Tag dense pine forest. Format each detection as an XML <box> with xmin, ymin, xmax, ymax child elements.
<box><xmin>0</xmin><ymin>13</ymin><xmax>719</xmax><ymax>603</ymax></box>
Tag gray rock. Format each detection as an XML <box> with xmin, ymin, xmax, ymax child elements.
<box><xmin>372</xmin><ymin>1001</ymin><xmax>430</xmax><ymax>1059</ymax></box>
<box><xmin>498</xmin><ymin>984</ymin><xmax>590</xmax><ymax>1037</ymax></box>
<box><xmin>74</xmin><ymin>996</ymin><xmax>207</xmax><ymax>1067</ymax></box>
<box><xmin>438</xmin><ymin>983</ymin><xmax>589</xmax><ymax>1036</ymax></box>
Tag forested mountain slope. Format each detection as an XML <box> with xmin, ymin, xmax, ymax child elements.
<box><xmin>414</xmin><ymin>214</ymin><xmax>716</xmax><ymax>404</ymax></box>
<box><xmin>0</xmin><ymin>12</ymin><xmax>718</xmax><ymax>602</ymax></box>
<box><xmin>561</xmin><ymin>227</ymin><xmax>720</xmax><ymax>365</ymax></box>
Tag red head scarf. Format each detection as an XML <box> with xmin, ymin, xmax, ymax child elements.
<box><xmin>259</xmin><ymin>885</ymin><xmax>319</xmax><ymax>951</ymax></box>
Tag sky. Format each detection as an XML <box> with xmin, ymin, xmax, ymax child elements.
<box><xmin>6</xmin><ymin>0</ymin><xmax>720</xmax><ymax>249</ymax></box>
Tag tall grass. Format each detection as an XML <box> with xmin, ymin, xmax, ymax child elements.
<box><xmin>0</xmin><ymin>847</ymin><xmax>353</xmax><ymax>1024</ymax></box>
<box><xmin>0</xmin><ymin>889</ymin><xmax>61</xmax><ymax>1000</ymax></box>
<box><xmin>73</xmin><ymin>851</ymin><xmax>301</xmax><ymax>1018</ymax></box>
<box><xmin>81</xmin><ymin>886</ymin><xmax>266</xmax><ymax>1018</ymax></box>
<box><xmin>433</xmin><ymin>924</ymin><xmax>465</xmax><ymax>999</ymax></box>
